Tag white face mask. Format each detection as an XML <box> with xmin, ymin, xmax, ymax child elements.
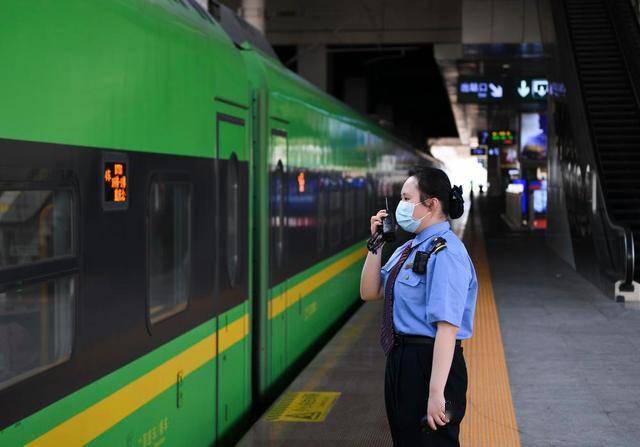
<box><xmin>395</xmin><ymin>199</ymin><xmax>428</xmax><ymax>233</ymax></box>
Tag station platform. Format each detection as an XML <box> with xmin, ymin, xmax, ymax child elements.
<box><xmin>238</xmin><ymin>197</ymin><xmax>640</xmax><ymax>447</ymax></box>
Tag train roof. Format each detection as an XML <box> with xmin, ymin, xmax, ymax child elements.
<box><xmin>217</xmin><ymin>4</ymin><xmax>278</xmax><ymax>60</ymax></box>
<box><xmin>175</xmin><ymin>2</ymin><xmax>426</xmax><ymax>159</ymax></box>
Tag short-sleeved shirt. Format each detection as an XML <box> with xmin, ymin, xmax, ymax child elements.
<box><xmin>380</xmin><ymin>221</ymin><xmax>478</xmax><ymax>339</ymax></box>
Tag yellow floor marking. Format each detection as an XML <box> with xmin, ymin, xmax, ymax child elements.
<box><xmin>265</xmin><ymin>300</ymin><xmax>378</xmax><ymax>439</ymax></box>
<box><xmin>460</xmin><ymin>214</ymin><xmax>522</xmax><ymax>447</ymax></box>
<box><xmin>28</xmin><ymin>314</ymin><xmax>250</xmax><ymax>447</ymax></box>
<box><xmin>266</xmin><ymin>391</ymin><xmax>341</xmax><ymax>422</ymax></box>
<box><xmin>268</xmin><ymin>247</ymin><xmax>368</xmax><ymax>319</ymax></box>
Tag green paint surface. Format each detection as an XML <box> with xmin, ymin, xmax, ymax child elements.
<box><xmin>0</xmin><ymin>0</ymin><xmax>249</xmax><ymax>158</ymax></box>
<box><xmin>0</xmin><ymin>1</ymin><xmax>418</xmax><ymax>443</ymax></box>
<box><xmin>0</xmin><ymin>318</ymin><xmax>217</xmax><ymax>445</ymax></box>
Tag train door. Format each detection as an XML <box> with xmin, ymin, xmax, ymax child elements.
<box><xmin>268</xmin><ymin>129</ymin><xmax>288</xmax><ymax>384</ymax></box>
<box><xmin>215</xmin><ymin>114</ymin><xmax>250</xmax><ymax>441</ymax></box>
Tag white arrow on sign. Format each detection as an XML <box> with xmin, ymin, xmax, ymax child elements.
<box><xmin>489</xmin><ymin>83</ymin><xmax>503</xmax><ymax>98</ymax></box>
<box><xmin>517</xmin><ymin>80</ymin><xmax>531</xmax><ymax>98</ymax></box>
<box><xmin>532</xmin><ymin>79</ymin><xmax>548</xmax><ymax>98</ymax></box>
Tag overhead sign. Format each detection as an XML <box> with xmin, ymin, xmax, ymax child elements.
<box><xmin>458</xmin><ymin>76</ymin><xmax>548</xmax><ymax>103</ymax></box>
<box><xmin>516</xmin><ymin>78</ymin><xmax>549</xmax><ymax>101</ymax></box>
<box><xmin>478</xmin><ymin>130</ymin><xmax>515</xmax><ymax>146</ymax></box>
<box><xmin>458</xmin><ymin>77</ymin><xmax>505</xmax><ymax>103</ymax></box>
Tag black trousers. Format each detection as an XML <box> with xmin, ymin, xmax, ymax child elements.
<box><xmin>384</xmin><ymin>340</ymin><xmax>468</xmax><ymax>446</ymax></box>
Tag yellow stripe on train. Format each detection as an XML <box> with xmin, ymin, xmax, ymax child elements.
<box><xmin>267</xmin><ymin>247</ymin><xmax>368</xmax><ymax>319</ymax></box>
<box><xmin>27</xmin><ymin>314</ymin><xmax>250</xmax><ymax>447</ymax></box>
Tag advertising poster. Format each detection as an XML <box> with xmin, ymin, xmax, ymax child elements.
<box><xmin>520</xmin><ymin>113</ymin><xmax>547</xmax><ymax>160</ymax></box>
<box><xmin>500</xmin><ymin>147</ymin><xmax>519</xmax><ymax>168</ymax></box>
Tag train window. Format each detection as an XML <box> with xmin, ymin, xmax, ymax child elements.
<box><xmin>0</xmin><ymin>178</ymin><xmax>78</xmax><ymax>391</ymax></box>
<box><xmin>344</xmin><ymin>181</ymin><xmax>355</xmax><ymax>242</ymax></box>
<box><xmin>366</xmin><ymin>178</ymin><xmax>375</xmax><ymax>217</ymax></box>
<box><xmin>274</xmin><ymin>161</ymin><xmax>285</xmax><ymax>268</ymax></box>
<box><xmin>329</xmin><ymin>181</ymin><xmax>342</xmax><ymax>248</ymax></box>
<box><xmin>317</xmin><ymin>179</ymin><xmax>326</xmax><ymax>253</ymax></box>
<box><xmin>0</xmin><ymin>275</ymin><xmax>76</xmax><ymax>391</ymax></box>
<box><xmin>147</xmin><ymin>179</ymin><xmax>192</xmax><ymax>324</ymax></box>
<box><xmin>356</xmin><ymin>180</ymin><xmax>366</xmax><ymax>237</ymax></box>
<box><xmin>226</xmin><ymin>154</ymin><xmax>240</xmax><ymax>287</ymax></box>
<box><xmin>0</xmin><ymin>190</ymin><xmax>73</xmax><ymax>267</ymax></box>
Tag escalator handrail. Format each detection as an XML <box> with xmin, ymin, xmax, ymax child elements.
<box><xmin>595</xmin><ymin>179</ymin><xmax>636</xmax><ymax>290</ymax></box>
<box><xmin>605</xmin><ymin>0</ymin><xmax>640</xmax><ymax>289</ymax></box>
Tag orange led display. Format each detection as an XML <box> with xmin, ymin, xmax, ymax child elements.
<box><xmin>297</xmin><ymin>171</ymin><xmax>306</xmax><ymax>193</ymax></box>
<box><xmin>104</xmin><ymin>161</ymin><xmax>128</xmax><ymax>206</ymax></box>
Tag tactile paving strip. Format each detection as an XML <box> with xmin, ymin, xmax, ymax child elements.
<box><xmin>460</xmin><ymin>208</ymin><xmax>522</xmax><ymax>447</ymax></box>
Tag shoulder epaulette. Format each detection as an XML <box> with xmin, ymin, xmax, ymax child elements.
<box><xmin>428</xmin><ymin>237</ymin><xmax>447</xmax><ymax>256</ymax></box>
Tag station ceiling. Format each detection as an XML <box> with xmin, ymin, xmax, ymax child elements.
<box><xmin>219</xmin><ymin>0</ymin><xmax>548</xmax><ymax>149</ymax></box>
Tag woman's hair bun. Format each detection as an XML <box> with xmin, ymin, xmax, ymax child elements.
<box><xmin>448</xmin><ymin>185</ymin><xmax>464</xmax><ymax>219</ymax></box>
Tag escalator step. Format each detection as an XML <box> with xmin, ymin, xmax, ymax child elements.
<box><xmin>565</xmin><ymin>0</ymin><xmax>640</xmax><ymax>243</ymax></box>
<box><xmin>581</xmin><ymin>82</ymin><xmax>628</xmax><ymax>87</ymax></box>
<box><xmin>598</xmin><ymin>150</ymin><xmax>640</xmax><ymax>156</ymax></box>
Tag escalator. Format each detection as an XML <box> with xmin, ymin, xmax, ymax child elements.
<box><xmin>562</xmin><ymin>0</ymin><xmax>640</xmax><ymax>285</ymax></box>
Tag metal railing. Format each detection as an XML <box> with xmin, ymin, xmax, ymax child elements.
<box><xmin>594</xmin><ymin>173</ymin><xmax>636</xmax><ymax>291</ymax></box>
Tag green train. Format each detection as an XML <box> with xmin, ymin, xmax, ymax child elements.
<box><xmin>0</xmin><ymin>1</ymin><xmax>438</xmax><ymax>445</ymax></box>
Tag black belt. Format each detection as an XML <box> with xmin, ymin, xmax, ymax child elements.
<box><xmin>395</xmin><ymin>334</ymin><xmax>462</xmax><ymax>347</ymax></box>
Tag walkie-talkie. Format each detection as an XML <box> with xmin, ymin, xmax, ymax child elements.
<box><xmin>381</xmin><ymin>197</ymin><xmax>396</xmax><ymax>243</ymax></box>
<box><xmin>367</xmin><ymin>197</ymin><xmax>396</xmax><ymax>254</ymax></box>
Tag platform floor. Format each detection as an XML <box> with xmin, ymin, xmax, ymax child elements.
<box><xmin>482</xmin><ymin>200</ymin><xmax>640</xmax><ymax>447</ymax></box>
<box><xmin>238</xmin><ymin>197</ymin><xmax>640</xmax><ymax>447</ymax></box>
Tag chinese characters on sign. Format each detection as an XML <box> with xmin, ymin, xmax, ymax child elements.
<box><xmin>458</xmin><ymin>78</ymin><xmax>505</xmax><ymax>101</ymax></box>
<box><xmin>138</xmin><ymin>417</ymin><xmax>169</xmax><ymax>447</ymax></box>
<box><xmin>104</xmin><ymin>161</ymin><xmax>128</xmax><ymax>205</ymax></box>
<box><xmin>458</xmin><ymin>77</ymin><xmax>548</xmax><ymax>103</ymax></box>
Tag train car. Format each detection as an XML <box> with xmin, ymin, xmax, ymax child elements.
<box><xmin>0</xmin><ymin>1</ymin><xmax>438</xmax><ymax>445</ymax></box>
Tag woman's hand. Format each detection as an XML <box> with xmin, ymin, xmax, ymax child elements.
<box><xmin>426</xmin><ymin>391</ymin><xmax>449</xmax><ymax>431</ymax></box>
<box><xmin>370</xmin><ymin>209</ymin><xmax>388</xmax><ymax>236</ymax></box>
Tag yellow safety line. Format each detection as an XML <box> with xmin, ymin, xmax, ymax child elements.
<box><xmin>27</xmin><ymin>314</ymin><xmax>250</xmax><ymax>447</ymax></box>
<box><xmin>268</xmin><ymin>247</ymin><xmax>368</xmax><ymax>319</ymax></box>
<box><xmin>460</xmin><ymin>217</ymin><xmax>521</xmax><ymax>447</ymax></box>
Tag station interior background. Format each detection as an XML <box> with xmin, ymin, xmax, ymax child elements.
<box><xmin>3</xmin><ymin>1</ymin><xmax>640</xmax><ymax>446</ymax></box>
<box><xmin>216</xmin><ymin>0</ymin><xmax>551</xmax><ymax>233</ymax></box>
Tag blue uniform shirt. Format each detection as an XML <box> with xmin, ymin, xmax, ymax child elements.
<box><xmin>380</xmin><ymin>221</ymin><xmax>478</xmax><ymax>339</ymax></box>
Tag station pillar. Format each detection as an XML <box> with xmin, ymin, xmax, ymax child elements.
<box><xmin>242</xmin><ymin>0</ymin><xmax>265</xmax><ymax>33</ymax></box>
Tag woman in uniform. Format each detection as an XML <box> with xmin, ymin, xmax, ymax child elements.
<box><xmin>360</xmin><ymin>166</ymin><xmax>478</xmax><ymax>447</ymax></box>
